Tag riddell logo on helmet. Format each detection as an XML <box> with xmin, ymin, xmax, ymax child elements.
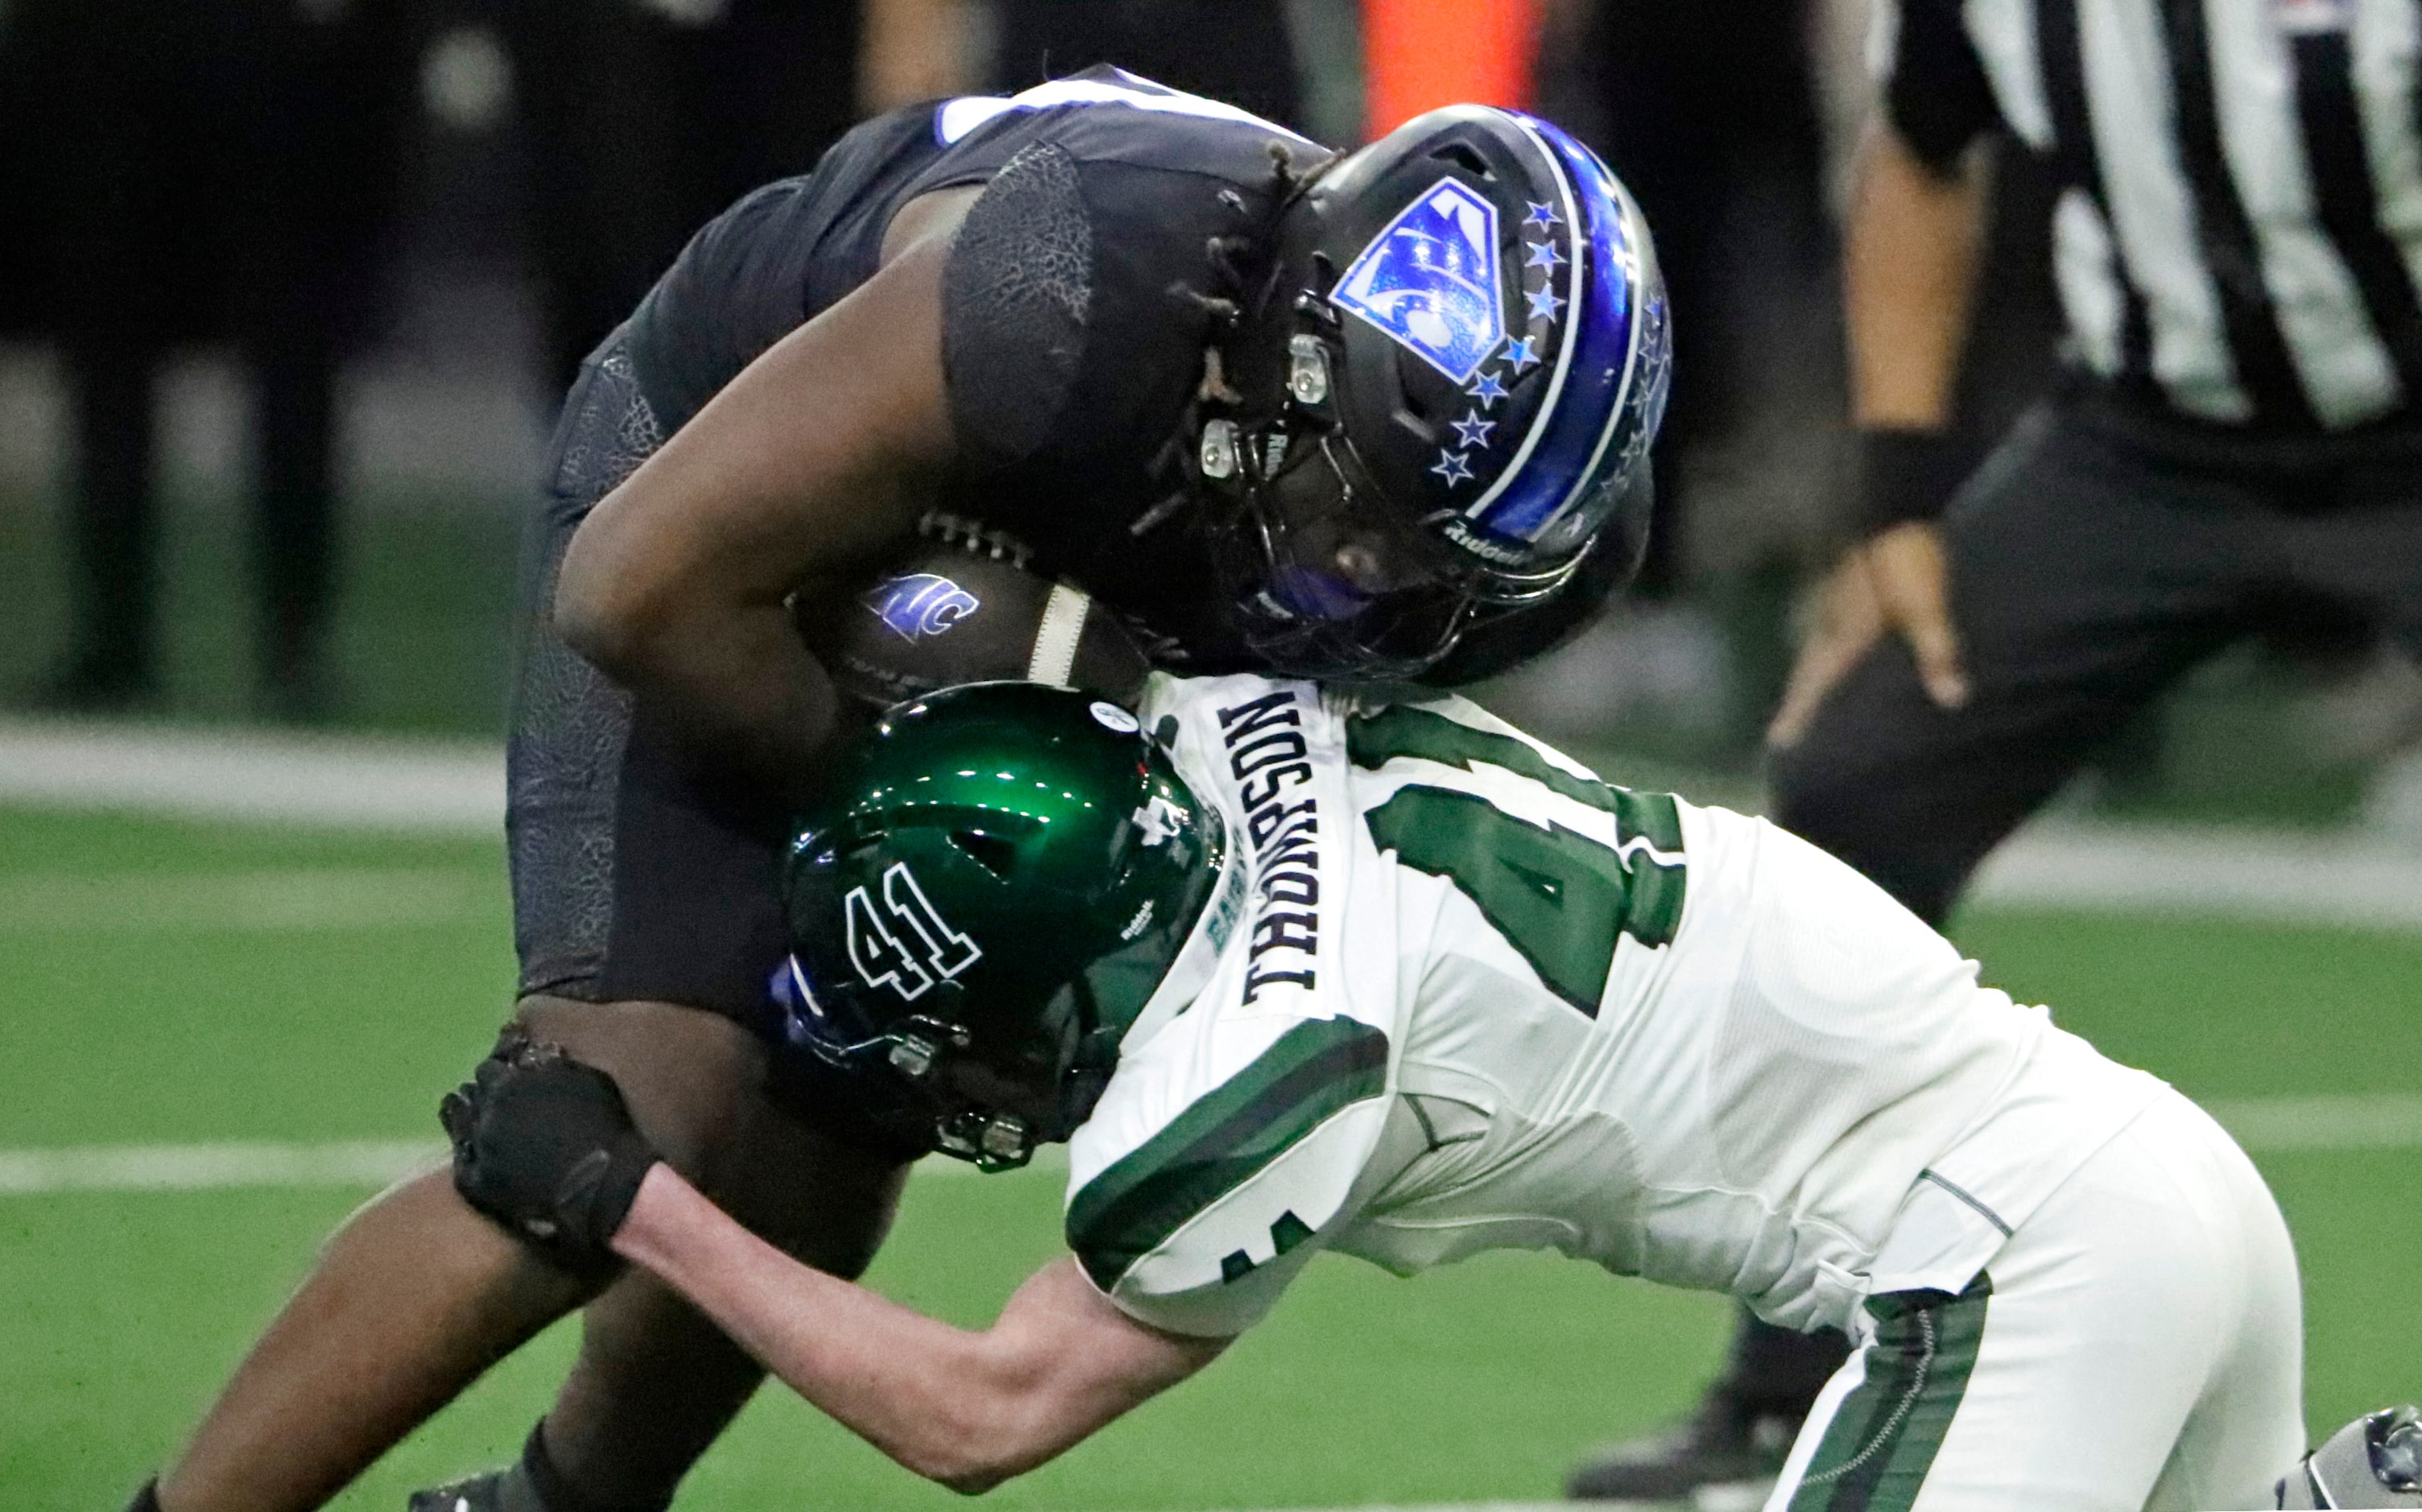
<box><xmin>1440</xmin><ymin>516</ymin><xmax>1530</xmax><ymax>565</ymax></box>
<box><xmin>866</xmin><ymin>573</ymin><xmax>981</xmax><ymax>642</ymax></box>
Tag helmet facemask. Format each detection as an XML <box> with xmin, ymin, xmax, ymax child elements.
<box><xmin>1198</xmin><ymin>362</ymin><xmax>1597</xmax><ymax>680</ymax></box>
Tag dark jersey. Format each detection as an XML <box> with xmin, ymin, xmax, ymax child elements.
<box><xmin>618</xmin><ymin>67</ymin><xmax>1626</xmax><ymax>680</ymax></box>
<box><xmin>622</xmin><ymin>68</ymin><xmax>1320</xmax><ymax>664</ymax></box>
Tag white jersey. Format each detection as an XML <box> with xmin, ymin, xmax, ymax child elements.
<box><xmin>1065</xmin><ymin>673</ymin><xmax>2167</xmax><ymax>1340</ymax></box>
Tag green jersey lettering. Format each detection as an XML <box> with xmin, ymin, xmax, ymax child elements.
<box><xmin>1349</xmin><ymin>705</ymin><xmax>1686</xmax><ymax>1015</ymax></box>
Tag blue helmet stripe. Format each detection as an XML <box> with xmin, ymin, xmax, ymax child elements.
<box><xmin>1458</xmin><ymin>118</ymin><xmax>1585</xmax><ymax>531</ymax></box>
<box><xmin>1461</xmin><ymin>115</ymin><xmax>1651</xmax><ymax>552</ymax></box>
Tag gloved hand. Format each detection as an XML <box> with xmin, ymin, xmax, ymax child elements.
<box><xmin>440</xmin><ymin>1030</ymin><xmax>662</xmax><ymax>1274</ymax></box>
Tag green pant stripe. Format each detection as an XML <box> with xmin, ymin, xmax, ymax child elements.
<box><xmin>1787</xmin><ymin>1273</ymin><xmax>1993</xmax><ymax>1512</ymax></box>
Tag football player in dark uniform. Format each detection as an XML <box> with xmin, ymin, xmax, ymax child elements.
<box><xmin>130</xmin><ymin>69</ymin><xmax>1668</xmax><ymax>1512</ymax></box>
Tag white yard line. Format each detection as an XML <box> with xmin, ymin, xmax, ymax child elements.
<box><xmin>1</xmin><ymin>1095</ymin><xmax>2413</xmax><ymax>1198</ymax></box>
<box><xmin>0</xmin><ymin>1139</ymin><xmax>1061</xmax><ymax>1197</ymax></box>
<box><xmin>2202</xmin><ymin>1092</ymin><xmax>2422</xmax><ymax>1152</ymax></box>
<box><xmin>1186</xmin><ymin>1506</ymin><xmax>1577</xmax><ymax>1512</ymax></box>
<box><xmin>0</xmin><ymin>868</ymin><xmax>496</xmax><ymax>933</ymax></box>
<box><xmin>1969</xmin><ymin>820</ymin><xmax>2422</xmax><ymax>931</ymax></box>
<box><xmin>0</xmin><ymin>718</ymin><xmax>503</xmax><ymax>833</ymax></box>
<box><xmin>7</xmin><ymin>718</ymin><xmax>2422</xmax><ymax>928</ymax></box>
<box><xmin>0</xmin><ymin>1139</ymin><xmax>446</xmax><ymax>1196</ymax></box>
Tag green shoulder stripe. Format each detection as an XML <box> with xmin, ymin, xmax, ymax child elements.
<box><xmin>1346</xmin><ymin>704</ymin><xmax>1684</xmax><ymax>853</ymax></box>
<box><xmin>1349</xmin><ymin>704</ymin><xmax>1612</xmax><ymax>812</ymax></box>
<box><xmin>1067</xmin><ymin>1017</ymin><xmax>1388</xmax><ymax>1293</ymax></box>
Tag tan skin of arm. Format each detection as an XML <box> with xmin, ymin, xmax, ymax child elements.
<box><xmin>1768</xmin><ymin>121</ymin><xmax>1990</xmax><ymax>747</ymax></box>
<box><xmin>552</xmin><ymin>188</ymin><xmax>982</xmax><ymax>795</ymax></box>
<box><xmin>614</xmin><ymin>1163</ymin><xmax>1225</xmax><ymax>1493</ymax></box>
<box><xmin>859</xmin><ymin>0</ymin><xmax>976</xmax><ymax>111</ymax></box>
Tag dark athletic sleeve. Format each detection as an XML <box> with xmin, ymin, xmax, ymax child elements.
<box><xmin>940</xmin><ymin>147</ymin><xmax>1230</xmax><ymax>488</ymax></box>
<box><xmin>1878</xmin><ymin>0</ymin><xmax>2006</xmax><ymax>176</ymax></box>
<box><xmin>941</xmin><ymin>141</ymin><xmax>1097</xmax><ymax>469</ymax></box>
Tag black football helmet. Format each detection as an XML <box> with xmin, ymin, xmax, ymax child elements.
<box><xmin>1195</xmin><ymin>105</ymin><xmax>1670</xmax><ymax>680</ymax></box>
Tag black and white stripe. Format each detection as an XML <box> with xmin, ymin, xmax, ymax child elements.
<box><xmin>1909</xmin><ymin>0</ymin><xmax>2422</xmax><ymax>431</ymax></box>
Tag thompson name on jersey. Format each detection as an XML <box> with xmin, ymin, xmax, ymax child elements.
<box><xmin>1068</xmin><ymin>674</ymin><xmax>2168</xmax><ymax>1341</ymax></box>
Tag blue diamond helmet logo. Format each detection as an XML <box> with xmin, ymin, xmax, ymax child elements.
<box><xmin>1330</xmin><ymin>176</ymin><xmax>1505</xmax><ymax>385</ymax></box>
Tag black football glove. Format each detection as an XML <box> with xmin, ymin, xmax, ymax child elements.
<box><xmin>440</xmin><ymin>1031</ymin><xmax>661</xmax><ymax>1274</ymax></box>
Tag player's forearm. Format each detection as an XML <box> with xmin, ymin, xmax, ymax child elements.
<box><xmin>606</xmin><ymin>598</ymin><xmax>840</xmax><ymax>787</ymax></box>
<box><xmin>613</xmin><ymin>1166</ymin><xmax>1056</xmax><ymax>1492</ymax></box>
<box><xmin>860</xmin><ymin>0</ymin><xmax>974</xmax><ymax>111</ymax></box>
<box><xmin>552</xmin><ymin>238</ymin><xmax>957</xmax><ymax>773</ymax></box>
<box><xmin>1845</xmin><ymin>121</ymin><xmax>1990</xmax><ymax>432</ymax></box>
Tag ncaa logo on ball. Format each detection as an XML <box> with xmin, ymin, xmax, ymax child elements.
<box><xmin>866</xmin><ymin>572</ymin><xmax>981</xmax><ymax>642</ymax></box>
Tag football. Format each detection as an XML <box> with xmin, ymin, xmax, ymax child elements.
<box><xmin>800</xmin><ymin>513</ymin><xmax>1154</xmax><ymax>710</ymax></box>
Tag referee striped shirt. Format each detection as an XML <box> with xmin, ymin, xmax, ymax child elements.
<box><xmin>1879</xmin><ymin>0</ymin><xmax>2422</xmax><ymax>431</ymax></box>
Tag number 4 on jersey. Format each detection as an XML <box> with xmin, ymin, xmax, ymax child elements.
<box><xmin>1350</xmin><ymin>705</ymin><xmax>1685</xmax><ymax>1018</ymax></box>
<box><xmin>845</xmin><ymin>862</ymin><xmax>984</xmax><ymax>1000</ymax></box>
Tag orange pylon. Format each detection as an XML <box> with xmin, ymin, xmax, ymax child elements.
<box><xmin>1362</xmin><ymin>0</ymin><xmax>1542</xmax><ymax>138</ymax></box>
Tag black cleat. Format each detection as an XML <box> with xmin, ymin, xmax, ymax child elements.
<box><xmin>26</xmin><ymin>651</ymin><xmax>155</xmax><ymax>714</ymax></box>
<box><xmin>260</xmin><ymin>655</ymin><xmax>342</xmax><ymax>725</ymax></box>
<box><xmin>2278</xmin><ymin>1405</ymin><xmax>2422</xmax><ymax>1508</ymax></box>
<box><xmin>407</xmin><ymin>1469</ymin><xmax>523</xmax><ymax>1512</ymax></box>
<box><xmin>1566</xmin><ymin>1390</ymin><xmax>1801</xmax><ymax>1506</ymax></box>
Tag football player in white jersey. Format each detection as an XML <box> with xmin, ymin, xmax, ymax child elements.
<box><xmin>440</xmin><ymin>679</ymin><xmax>2414</xmax><ymax>1512</ymax></box>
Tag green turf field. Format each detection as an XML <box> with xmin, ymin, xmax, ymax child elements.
<box><xmin>5</xmin><ymin>804</ymin><xmax>2418</xmax><ymax>1510</ymax></box>
<box><xmin>0</xmin><ymin>492</ymin><xmax>521</xmax><ymax>733</ymax></box>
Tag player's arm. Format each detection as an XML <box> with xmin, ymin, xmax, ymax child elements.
<box><xmin>1844</xmin><ymin>118</ymin><xmax>1988</xmax><ymax>436</ymax></box>
<box><xmin>616</xmin><ymin>1167</ymin><xmax>1223</xmax><ymax>1491</ymax></box>
<box><xmin>550</xmin><ymin>225</ymin><xmax>959</xmax><ymax>791</ymax></box>
<box><xmin>1770</xmin><ymin>53</ymin><xmax>1995</xmax><ymax>744</ymax></box>
<box><xmin>440</xmin><ymin>1040</ymin><xmax>1223</xmax><ymax>1493</ymax></box>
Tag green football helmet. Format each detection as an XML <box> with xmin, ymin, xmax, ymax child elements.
<box><xmin>776</xmin><ymin>682</ymin><xmax>1238</xmax><ymax>1169</ymax></box>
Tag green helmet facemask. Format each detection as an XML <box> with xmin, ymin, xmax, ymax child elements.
<box><xmin>776</xmin><ymin>683</ymin><xmax>1240</xmax><ymax>1169</ymax></box>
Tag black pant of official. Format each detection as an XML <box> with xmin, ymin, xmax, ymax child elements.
<box><xmin>1738</xmin><ymin>390</ymin><xmax>2422</xmax><ymax>1412</ymax></box>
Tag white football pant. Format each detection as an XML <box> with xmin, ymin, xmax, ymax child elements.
<box><xmin>1767</xmin><ymin>1088</ymin><xmax>2305</xmax><ymax>1512</ymax></box>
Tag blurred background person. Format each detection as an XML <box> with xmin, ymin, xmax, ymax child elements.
<box><xmin>1547</xmin><ymin>0</ymin><xmax>2063</xmax><ymax>1500</ymax></box>
<box><xmin>501</xmin><ymin>0</ymin><xmax>970</xmax><ymax>398</ymax></box>
<box><xmin>1498</xmin><ymin>0</ymin><xmax>2064</xmax><ymax>783</ymax></box>
<box><xmin>1498</xmin><ymin>0</ymin><xmax>1854</xmax><ymax>773</ymax></box>
<box><xmin>1770</xmin><ymin>0</ymin><xmax>2422</xmax><ymax>998</ymax></box>
<box><xmin>986</xmin><ymin>0</ymin><xmax>1303</xmax><ymax>129</ymax></box>
<box><xmin>1535</xmin><ymin>0</ymin><xmax>1836</xmax><ymax>601</ymax></box>
<box><xmin>1</xmin><ymin>0</ymin><xmax>417</xmax><ymax>720</ymax></box>
<box><xmin>1569</xmin><ymin>0</ymin><xmax>2422</xmax><ymax>1502</ymax></box>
